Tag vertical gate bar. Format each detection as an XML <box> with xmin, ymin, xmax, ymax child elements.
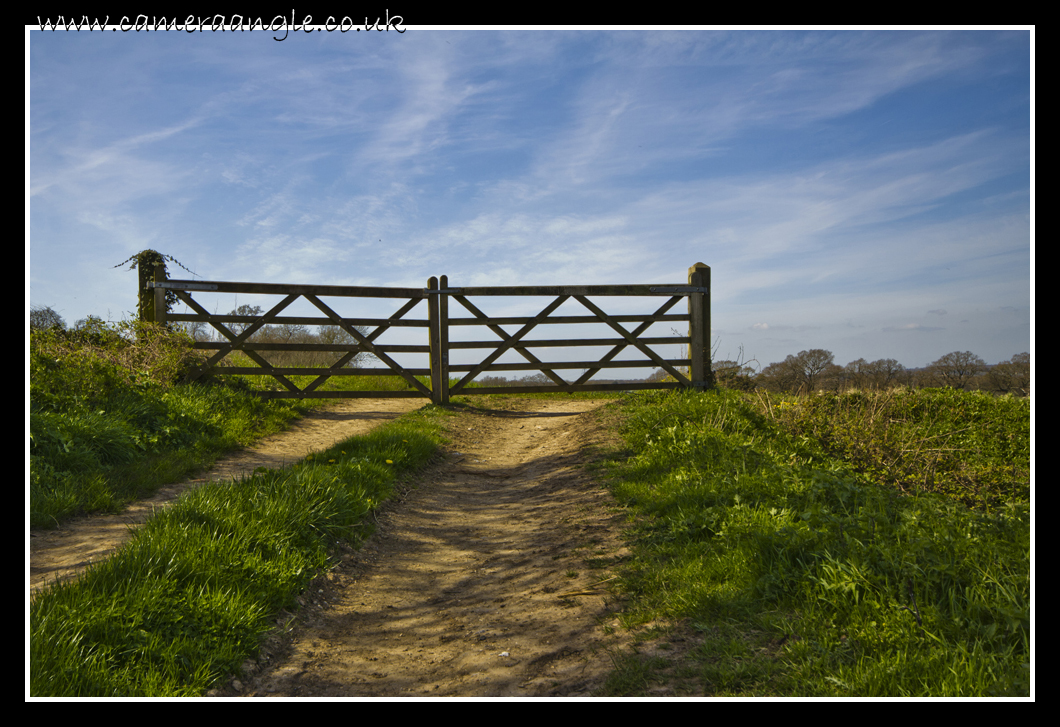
<box><xmin>687</xmin><ymin>262</ymin><xmax>713</xmax><ymax>390</ymax></box>
<box><xmin>428</xmin><ymin>276</ymin><xmax>441</xmax><ymax>404</ymax></box>
<box><xmin>440</xmin><ymin>274</ymin><xmax>450</xmax><ymax>405</ymax></box>
<box><xmin>153</xmin><ymin>263</ymin><xmax>168</xmax><ymax>326</ymax></box>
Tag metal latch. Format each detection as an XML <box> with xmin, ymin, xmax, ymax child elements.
<box><xmin>147</xmin><ymin>282</ymin><xmax>219</xmax><ymax>291</ymax></box>
<box><xmin>649</xmin><ymin>286</ymin><xmax>709</xmax><ymax>294</ymax></box>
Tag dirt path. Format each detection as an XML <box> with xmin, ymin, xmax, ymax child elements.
<box><xmin>29</xmin><ymin>398</ymin><xmax>425</xmax><ymax>594</ymax></box>
<box><xmin>213</xmin><ymin>397</ymin><xmax>634</xmax><ymax>698</ymax></box>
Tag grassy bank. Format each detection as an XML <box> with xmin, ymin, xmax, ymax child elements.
<box><xmin>30</xmin><ymin>406</ymin><xmax>449</xmax><ymax>696</ymax></box>
<box><xmin>597</xmin><ymin>387</ymin><xmax>1030</xmax><ymax>697</ymax></box>
<box><xmin>29</xmin><ymin>321</ymin><xmax>325</xmax><ymax>529</ymax></box>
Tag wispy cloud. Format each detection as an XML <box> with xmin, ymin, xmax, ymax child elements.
<box><xmin>29</xmin><ymin>28</ymin><xmax>1031</xmax><ymax>370</ymax></box>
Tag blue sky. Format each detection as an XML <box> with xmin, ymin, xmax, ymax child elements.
<box><xmin>28</xmin><ymin>27</ymin><xmax>1032</xmax><ymax>377</ymax></box>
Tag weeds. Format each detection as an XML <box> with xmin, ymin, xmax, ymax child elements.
<box><xmin>754</xmin><ymin>388</ymin><xmax>1030</xmax><ymax>511</ymax></box>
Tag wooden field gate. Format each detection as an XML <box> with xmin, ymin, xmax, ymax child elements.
<box><xmin>144</xmin><ymin>263</ymin><xmax>713</xmax><ymax>403</ymax></box>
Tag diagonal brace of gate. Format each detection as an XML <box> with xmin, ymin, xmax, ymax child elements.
<box><xmin>299</xmin><ymin>297</ymin><xmax>424</xmax><ymax>394</ymax></box>
<box><xmin>304</xmin><ymin>294</ymin><xmax>432</xmax><ymax>397</ymax></box>
<box><xmin>448</xmin><ymin>295</ymin><xmax>570</xmax><ymax>396</ymax></box>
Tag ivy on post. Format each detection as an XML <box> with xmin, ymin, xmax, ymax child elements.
<box><xmin>687</xmin><ymin>262</ymin><xmax>714</xmax><ymax>390</ymax></box>
<box><xmin>115</xmin><ymin>249</ymin><xmax>193</xmax><ymax>329</ymax></box>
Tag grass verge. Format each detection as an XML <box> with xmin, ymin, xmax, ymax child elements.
<box><xmin>29</xmin><ymin>405</ymin><xmax>450</xmax><ymax>697</ymax></box>
<box><xmin>594</xmin><ymin>388</ymin><xmax>1030</xmax><ymax>697</ymax></box>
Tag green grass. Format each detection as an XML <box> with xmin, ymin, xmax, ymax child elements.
<box><xmin>30</xmin><ymin>324</ymin><xmax>321</xmax><ymax>529</ymax></box>
<box><xmin>595</xmin><ymin>387</ymin><xmax>1030</xmax><ymax>697</ymax></box>
<box><xmin>30</xmin><ymin>406</ymin><xmax>450</xmax><ymax>697</ymax></box>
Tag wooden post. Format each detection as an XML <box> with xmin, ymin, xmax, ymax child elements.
<box><xmin>138</xmin><ymin>262</ymin><xmax>153</xmax><ymax>323</ymax></box>
<box><xmin>428</xmin><ymin>276</ymin><xmax>441</xmax><ymax>404</ymax></box>
<box><xmin>439</xmin><ymin>275</ymin><xmax>450</xmax><ymax>405</ymax></box>
<box><xmin>153</xmin><ymin>263</ymin><xmax>168</xmax><ymax>325</ymax></box>
<box><xmin>687</xmin><ymin>262</ymin><xmax>713</xmax><ymax>390</ymax></box>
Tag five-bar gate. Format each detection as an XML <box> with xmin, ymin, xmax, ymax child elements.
<box><xmin>145</xmin><ymin>263</ymin><xmax>713</xmax><ymax>403</ymax></box>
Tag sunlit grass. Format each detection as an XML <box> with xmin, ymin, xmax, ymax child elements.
<box><xmin>596</xmin><ymin>388</ymin><xmax>1030</xmax><ymax>697</ymax></box>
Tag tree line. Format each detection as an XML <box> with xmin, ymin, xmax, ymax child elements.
<box><xmin>711</xmin><ymin>349</ymin><xmax>1030</xmax><ymax>396</ymax></box>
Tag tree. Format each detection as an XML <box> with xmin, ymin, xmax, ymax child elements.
<box><xmin>758</xmin><ymin>349</ymin><xmax>838</xmax><ymax>393</ymax></box>
<box><xmin>843</xmin><ymin>358</ymin><xmax>871</xmax><ymax>390</ymax></box>
<box><xmin>843</xmin><ymin>357</ymin><xmax>907</xmax><ymax>390</ymax></box>
<box><xmin>30</xmin><ymin>305</ymin><xmax>66</xmax><ymax>331</ymax></box>
<box><xmin>987</xmin><ymin>352</ymin><xmax>1030</xmax><ymax>396</ymax></box>
<box><xmin>226</xmin><ymin>304</ymin><xmax>263</xmax><ymax>337</ymax></box>
<box><xmin>712</xmin><ymin>359</ymin><xmax>756</xmax><ymax>391</ymax></box>
<box><xmin>175</xmin><ymin>318</ymin><xmax>210</xmax><ymax>342</ymax></box>
<box><xmin>757</xmin><ymin>359</ymin><xmax>801</xmax><ymax>393</ymax></box>
<box><xmin>864</xmin><ymin>358</ymin><xmax>906</xmax><ymax>389</ymax></box>
<box><xmin>928</xmin><ymin>351</ymin><xmax>986</xmax><ymax>390</ymax></box>
<box><xmin>645</xmin><ymin>368</ymin><xmax>671</xmax><ymax>383</ymax></box>
<box><xmin>317</xmin><ymin>324</ymin><xmax>370</xmax><ymax>368</ymax></box>
<box><xmin>519</xmin><ymin>373</ymin><xmax>554</xmax><ymax>385</ymax></box>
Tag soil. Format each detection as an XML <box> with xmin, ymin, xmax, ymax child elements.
<box><xmin>29</xmin><ymin>396</ymin><xmax>644</xmax><ymax>698</ymax></box>
<box><xmin>215</xmin><ymin>397</ymin><xmax>635</xmax><ymax>698</ymax></box>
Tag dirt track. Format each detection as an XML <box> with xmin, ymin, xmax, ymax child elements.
<box><xmin>215</xmin><ymin>397</ymin><xmax>633</xmax><ymax>698</ymax></box>
<box><xmin>30</xmin><ymin>396</ymin><xmax>638</xmax><ymax>697</ymax></box>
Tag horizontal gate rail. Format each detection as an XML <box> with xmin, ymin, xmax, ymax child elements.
<box><xmin>167</xmin><ymin>315</ymin><xmax>429</xmax><ymax>328</ymax></box>
<box><xmin>189</xmin><ymin>342</ymin><xmax>430</xmax><ymax>353</ymax></box>
<box><xmin>447</xmin><ymin>314</ymin><xmax>690</xmax><ymax>326</ymax></box>
<box><xmin>142</xmin><ymin>263</ymin><xmax>713</xmax><ymax>403</ymax></box>
<box><xmin>151</xmin><ymin>279</ymin><xmax>425</xmax><ymax>298</ymax></box>
<box><xmin>437</xmin><ymin>284</ymin><xmax>707</xmax><ymax>296</ymax></box>
<box><xmin>448</xmin><ymin>336</ymin><xmax>686</xmax><ymax>349</ymax></box>
<box><xmin>448</xmin><ymin>359</ymin><xmax>688</xmax><ymax>372</ymax></box>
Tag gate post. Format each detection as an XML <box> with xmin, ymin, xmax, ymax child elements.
<box><xmin>428</xmin><ymin>276</ymin><xmax>443</xmax><ymax>404</ymax></box>
<box><xmin>687</xmin><ymin>262</ymin><xmax>714</xmax><ymax>390</ymax></box>
<box><xmin>138</xmin><ymin>263</ymin><xmax>154</xmax><ymax>323</ymax></box>
<box><xmin>439</xmin><ymin>275</ymin><xmax>450</xmax><ymax>405</ymax></box>
<box><xmin>153</xmin><ymin>263</ymin><xmax>168</xmax><ymax>326</ymax></box>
